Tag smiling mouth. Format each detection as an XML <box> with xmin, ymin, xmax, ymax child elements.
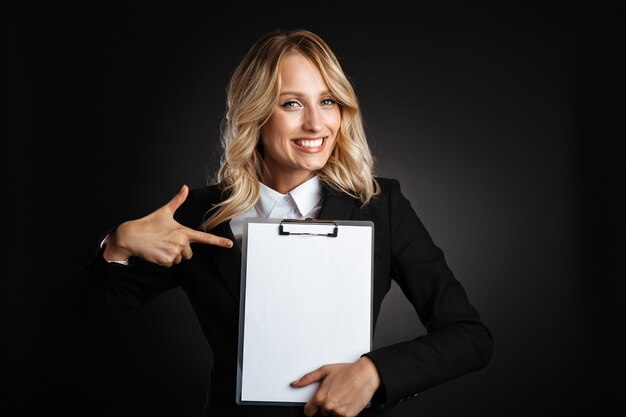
<box><xmin>293</xmin><ymin>137</ymin><xmax>325</xmax><ymax>148</ymax></box>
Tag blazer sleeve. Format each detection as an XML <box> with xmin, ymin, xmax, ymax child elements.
<box><xmin>364</xmin><ymin>178</ymin><xmax>493</xmax><ymax>407</ymax></box>
<box><xmin>74</xmin><ymin>227</ymin><xmax>181</xmax><ymax>311</ymax></box>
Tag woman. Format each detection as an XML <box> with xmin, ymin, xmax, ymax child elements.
<box><xmin>79</xmin><ymin>29</ymin><xmax>493</xmax><ymax>417</ymax></box>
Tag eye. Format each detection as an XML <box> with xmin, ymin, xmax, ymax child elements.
<box><xmin>281</xmin><ymin>100</ymin><xmax>301</xmax><ymax>108</ymax></box>
<box><xmin>321</xmin><ymin>98</ymin><xmax>336</xmax><ymax>106</ymax></box>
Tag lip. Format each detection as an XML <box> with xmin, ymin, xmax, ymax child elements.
<box><xmin>291</xmin><ymin>137</ymin><xmax>327</xmax><ymax>154</ymax></box>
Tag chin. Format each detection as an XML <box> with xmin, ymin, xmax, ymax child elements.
<box><xmin>300</xmin><ymin>160</ymin><xmax>329</xmax><ymax>172</ymax></box>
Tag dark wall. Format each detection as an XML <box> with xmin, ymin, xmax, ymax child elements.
<box><xmin>5</xmin><ymin>2</ymin><xmax>606</xmax><ymax>416</ymax></box>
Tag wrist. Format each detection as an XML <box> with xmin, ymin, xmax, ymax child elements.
<box><xmin>357</xmin><ymin>356</ymin><xmax>381</xmax><ymax>390</ymax></box>
<box><xmin>102</xmin><ymin>228</ymin><xmax>132</xmax><ymax>262</ymax></box>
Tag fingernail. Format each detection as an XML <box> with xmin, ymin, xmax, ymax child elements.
<box><xmin>226</xmin><ymin>240</ymin><xmax>233</xmax><ymax>248</ymax></box>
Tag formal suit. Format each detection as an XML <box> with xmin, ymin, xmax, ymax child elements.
<box><xmin>77</xmin><ymin>177</ymin><xmax>493</xmax><ymax>416</ymax></box>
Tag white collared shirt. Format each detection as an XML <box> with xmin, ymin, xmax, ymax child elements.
<box><xmin>229</xmin><ymin>175</ymin><xmax>324</xmax><ymax>249</ymax></box>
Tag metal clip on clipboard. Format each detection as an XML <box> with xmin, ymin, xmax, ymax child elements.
<box><xmin>278</xmin><ymin>218</ymin><xmax>338</xmax><ymax>237</ymax></box>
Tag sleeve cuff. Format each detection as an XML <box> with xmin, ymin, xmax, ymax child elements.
<box><xmin>100</xmin><ymin>234</ymin><xmax>130</xmax><ymax>266</ymax></box>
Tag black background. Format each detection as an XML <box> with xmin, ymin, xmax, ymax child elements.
<box><xmin>4</xmin><ymin>1</ymin><xmax>621</xmax><ymax>416</ymax></box>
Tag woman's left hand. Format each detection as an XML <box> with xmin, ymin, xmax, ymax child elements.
<box><xmin>291</xmin><ymin>356</ymin><xmax>381</xmax><ymax>417</ymax></box>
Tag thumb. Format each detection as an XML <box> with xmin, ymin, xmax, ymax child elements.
<box><xmin>165</xmin><ymin>184</ymin><xmax>189</xmax><ymax>213</ymax></box>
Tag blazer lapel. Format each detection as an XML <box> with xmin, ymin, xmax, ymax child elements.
<box><xmin>318</xmin><ymin>185</ymin><xmax>357</xmax><ymax>220</ymax></box>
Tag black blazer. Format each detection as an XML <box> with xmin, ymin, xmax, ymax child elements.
<box><xmin>78</xmin><ymin>177</ymin><xmax>493</xmax><ymax>416</ymax></box>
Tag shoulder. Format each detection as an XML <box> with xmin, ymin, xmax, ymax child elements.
<box><xmin>373</xmin><ymin>176</ymin><xmax>403</xmax><ymax>199</ymax></box>
<box><xmin>346</xmin><ymin>177</ymin><xmax>405</xmax><ymax>216</ymax></box>
<box><xmin>368</xmin><ymin>176</ymin><xmax>415</xmax><ymax>217</ymax></box>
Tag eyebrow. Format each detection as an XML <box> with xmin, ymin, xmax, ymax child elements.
<box><xmin>278</xmin><ymin>90</ymin><xmax>332</xmax><ymax>98</ymax></box>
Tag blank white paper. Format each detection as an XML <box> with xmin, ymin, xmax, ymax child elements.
<box><xmin>238</xmin><ymin>220</ymin><xmax>373</xmax><ymax>405</ymax></box>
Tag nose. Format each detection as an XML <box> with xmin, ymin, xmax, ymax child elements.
<box><xmin>302</xmin><ymin>107</ymin><xmax>323</xmax><ymax>132</ymax></box>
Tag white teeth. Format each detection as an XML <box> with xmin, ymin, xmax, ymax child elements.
<box><xmin>295</xmin><ymin>138</ymin><xmax>323</xmax><ymax>147</ymax></box>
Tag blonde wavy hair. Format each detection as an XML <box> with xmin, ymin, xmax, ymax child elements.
<box><xmin>202</xmin><ymin>29</ymin><xmax>379</xmax><ymax>231</ymax></box>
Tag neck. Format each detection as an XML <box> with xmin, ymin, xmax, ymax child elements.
<box><xmin>263</xmin><ymin>172</ymin><xmax>316</xmax><ymax>194</ymax></box>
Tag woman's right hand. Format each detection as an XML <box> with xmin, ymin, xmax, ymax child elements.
<box><xmin>102</xmin><ymin>184</ymin><xmax>233</xmax><ymax>267</ymax></box>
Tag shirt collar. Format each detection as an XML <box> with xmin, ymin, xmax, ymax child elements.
<box><xmin>289</xmin><ymin>175</ymin><xmax>323</xmax><ymax>217</ymax></box>
<box><xmin>255</xmin><ymin>175</ymin><xmax>323</xmax><ymax>218</ymax></box>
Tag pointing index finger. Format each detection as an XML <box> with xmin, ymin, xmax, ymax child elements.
<box><xmin>187</xmin><ymin>228</ymin><xmax>233</xmax><ymax>248</ymax></box>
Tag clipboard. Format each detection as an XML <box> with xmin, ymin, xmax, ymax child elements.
<box><xmin>236</xmin><ymin>218</ymin><xmax>374</xmax><ymax>406</ymax></box>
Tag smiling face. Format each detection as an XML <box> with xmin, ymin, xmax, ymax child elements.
<box><xmin>260</xmin><ymin>53</ymin><xmax>341</xmax><ymax>193</ymax></box>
